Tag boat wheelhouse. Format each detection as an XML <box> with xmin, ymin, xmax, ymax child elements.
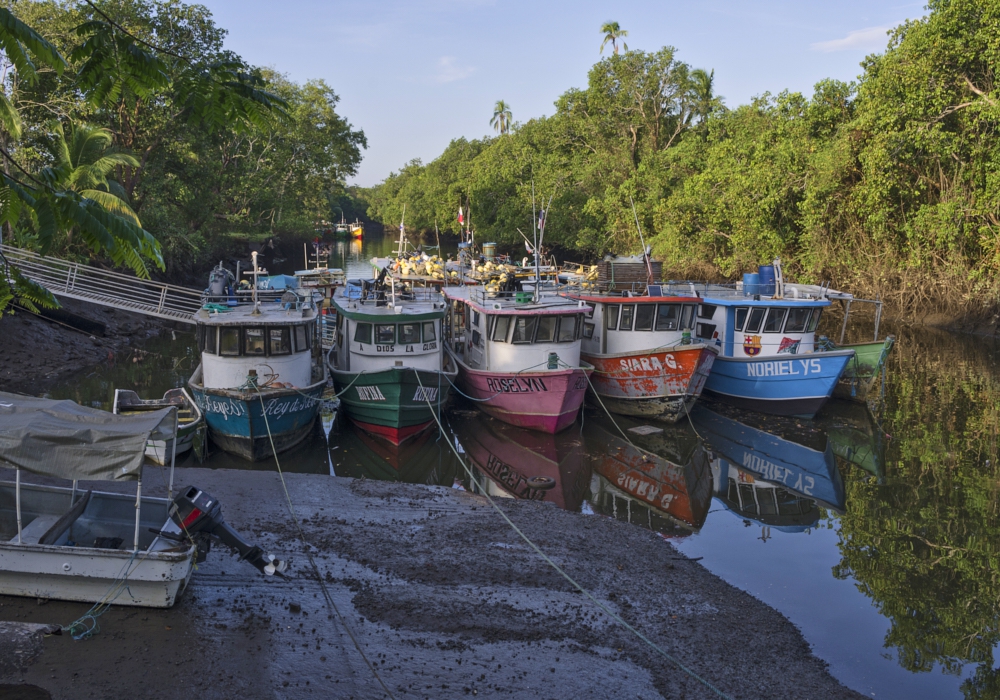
<box><xmin>327</xmin><ymin>281</ymin><xmax>456</xmax><ymax>445</ymax></box>
<box><xmin>661</xmin><ymin>280</ymin><xmax>855</xmax><ymax>418</ymax></box>
<box><xmin>188</xmin><ymin>298</ymin><xmax>326</xmax><ymax>461</ymax></box>
<box><xmin>563</xmin><ymin>290</ymin><xmax>718</xmax><ymax>422</ymax></box>
<box><xmin>442</xmin><ymin>286</ymin><xmax>593</xmax><ymax>434</ymax></box>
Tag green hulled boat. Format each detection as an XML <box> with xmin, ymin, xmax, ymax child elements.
<box><xmin>831</xmin><ymin>336</ymin><xmax>895</xmax><ymax>402</ymax></box>
<box><xmin>326</xmin><ymin>278</ymin><xmax>456</xmax><ymax>444</ymax></box>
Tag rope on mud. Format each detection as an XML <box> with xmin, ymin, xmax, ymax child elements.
<box><xmin>254</xmin><ymin>387</ymin><xmax>397</xmax><ymax>700</ymax></box>
<box><xmin>61</xmin><ymin>549</ymin><xmax>148</xmax><ymax>640</ymax></box>
<box><xmin>413</xmin><ymin>373</ymin><xmax>734</xmax><ymax>700</ymax></box>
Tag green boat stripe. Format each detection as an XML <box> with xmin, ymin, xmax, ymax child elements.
<box><xmin>334</xmin><ymin>304</ymin><xmax>443</xmax><ymax>323</ymax></box>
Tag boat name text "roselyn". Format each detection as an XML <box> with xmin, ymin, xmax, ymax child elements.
<box><xmin>485</xmin><ymin>377</ymin><xmax>548</xmax><ymax>393</ymax></box>
<box><xmin>356</xmin><ymin>385</ymin><xmax>387</xmax><ymax>401</ymax></box>
<box><xmin>618</xmin><ymin>354</ymin><xmax>677</xmax><ymax>372</ymax></box>
<box><xmin>746</xmin><ymin>358</ymin><xmax>822</xmax><ymax>377</ymax></box>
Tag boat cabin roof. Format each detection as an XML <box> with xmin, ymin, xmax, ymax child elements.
<box><xmin>194</xmin><ymin>303</ymin><xmax>318</xmax><ymax>326</ymax></box>
<box><xmin>333</xmin><ymin>285</ymin><xmax>446</xmax><ymax>322</ymax></box>
<box><xmin>564</xmin><ymin>292</ymin><xmax>696</xmax><ymax>305</ymax></box>
<box><xmin>659</xmin><ymin>282</ymin><xmax>837</xmax><ymax>308</ymax></box>
<box><xmin>443</xmin><ymin>286</ymin><xmax>589</xmax><ymax>316</ymax></box>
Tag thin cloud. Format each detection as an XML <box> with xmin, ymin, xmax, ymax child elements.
<box><xmin>433</xmin><ymin>56</ymin><xmax>475</xmax><ymax>83</ymax></box>
<box><xmin>811</xmin><ymin>26</ymin><xmax>892</xmax><ymax>53</ymax></box>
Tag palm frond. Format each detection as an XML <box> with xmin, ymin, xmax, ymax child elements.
<box><xmin>0</xmin><ymin>93</ymin><xmax>22</xmax><ymax>140</ymax></box>
<box><xmin>79</xmin><ymin>188</ymin><xmax>141</xmax><ymax>226</ymax></box>
<box><xmin>0</xmin><ymin>8</ymin><xmax>67</xmax><ymax>83</ymax></box>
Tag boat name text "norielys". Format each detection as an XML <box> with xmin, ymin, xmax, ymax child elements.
<box><xmin>356</xmin><ymin>385</ymin><xmax>386</xmax><ymax>401</ymax></box>
<box><xmin>413</xmin><ymin>387</ymin><xmax>438</xmax><ymax>402</ymax></box>
<box><xmin>746</xmin><ymin>358</ymin><xmax>822</xmax><ymax>377</ymax></box>
<box><xmin>618</xmin><ymin>354</ymin><xmax>677</xmax><ymax>372</ymax></box>
<box><xmin>741</xmin><ymin>452</ymin><xmax>815</xmax><ymax>496</ymax></box>
<box><xmin>485</xmin><ymin>377</ymin><xmax>548</xmax><ymax>393</ymax></box>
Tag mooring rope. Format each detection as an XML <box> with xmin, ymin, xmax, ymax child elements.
<box><xmin>413</xmin><ymin>373</ymin><xmax>734</xmax><ymax>700</ymax></box>
<box><xmin>254</xmin><ymin>387</ymin><xmax>397</xmax><ymax>700</ymax></box>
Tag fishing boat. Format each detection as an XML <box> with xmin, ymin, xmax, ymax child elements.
<box><xmin>327</xmin><ymin>274</ymin><xmax>457</xmax><ymax>445</ymax></box>
<box><xmin>0</xmin><ymin>392</ymin><xmax>283</xmax><ymax>607</ymax></box>
<box><xmin>587</xmin><ymin>414</ymin><xmax>713</xmax><ymax>532</ymax></box>
<box><xmin>442</xmin><ymin>286</ymin><xmax>594</xmax><ymax>433</ymax></box>
<box><xmin>112</xmin><ymin>388</ymin><xmax>204</xmax><ymax>465</ymax></box>
<box><xmin>692</xmin><ymin>404</ymin><xmax>846</xmax><ymax>531</ymax></box>
<box><xmin>562</xmin><ymin>288</ymin><xmax>718</xmax><ymax>421</ymax></box>
<box><xmin>188</xmin><ymin>255</ymin><xmax>327</xmax><ymax>461</ymax></box>
<box><xmin>451</xmin><ymin>411</ymin><xmax>589</xmax><ymax>511</ymax></box>
<box><xmin>662</xmin><ymin>263</ymin><xmax>855</xmax><ymax>418</ymax></box>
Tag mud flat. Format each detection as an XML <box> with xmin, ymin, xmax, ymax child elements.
<box><xmin>0</xmin><ymin>466</ymin><xmax>865</xmax><ymax>700</ymax></box>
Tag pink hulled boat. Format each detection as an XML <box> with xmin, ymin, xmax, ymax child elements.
<box><xmin>443</xmin><ymin>286</ymin><xmax>593</xmax><ymax>433</ymax></box>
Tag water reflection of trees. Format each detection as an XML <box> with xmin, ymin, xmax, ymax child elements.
<box><xmin>833</xmin><ymin>326</ymin><xmax>1000</xmax><ymax>697</ymax></box>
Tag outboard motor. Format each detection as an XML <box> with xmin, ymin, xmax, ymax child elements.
<box><xmin>167</xmin><ymin>485</ymin><xmax>288</xmax><ymax>576</ymax></box>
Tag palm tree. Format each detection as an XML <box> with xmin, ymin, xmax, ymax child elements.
<box><xmin>599</xmin><ymin>21</ymin><xmax>628</xmax><ymax>56</ymax></box>
<box><xmin>47</xmin><ymin>120</ymin><xmax>141</xmax><ymax>226</ymax></box>
<box><xmin>490</xmin><ymin>100</ymin><xmax>512</xmax><ymax>135</ymax></box>
<box><xmin>689</xmin><ymin>69</ymin><xmax>721</xmax><ymax>123</ymax></box>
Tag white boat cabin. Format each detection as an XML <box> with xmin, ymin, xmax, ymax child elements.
<box><xmin>196</xmin><ymin>304</ymin><xmax>318</xmax><ymax>389</ymax></box>
<box><xmin>331</xmin><ymin>286</ymin><xmax>447</xmax><ymax>373</ymax></box>
<box><xmin>443</xmin><ymin>287</ymin><xmax>590</xmax><ymax>372</ymax></box>
<box><xmin>570</xmin><ymin>293</ymin><xmax>710</xmax><ymax>357</ymax></box>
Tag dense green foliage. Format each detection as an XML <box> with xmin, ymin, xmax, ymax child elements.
<box><xmin>0</xmin><ymin>0</ymin><xmax>365</xmax><ymax>311</ymax></box>
<box><xmin>367</xmin><ymin>1</ymin><xmax>1000</xmax><ymax>314</ymax></box>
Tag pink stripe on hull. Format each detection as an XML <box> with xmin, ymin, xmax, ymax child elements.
<box><xmin>457</xmin><ymin>365</ymin><xmax>592</xmax><ymax>434</ymax></box>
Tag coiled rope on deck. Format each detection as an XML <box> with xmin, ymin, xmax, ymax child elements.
<box><xmin>413</xmin><ymin>373</ymin><xmax>734</xmax><ymax>700</ymax></box>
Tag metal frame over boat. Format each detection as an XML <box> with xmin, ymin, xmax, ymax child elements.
<box><xmin>442</xmin><ymin>286</ymin><xmax>593</xmax><ymax>434</ymax></box>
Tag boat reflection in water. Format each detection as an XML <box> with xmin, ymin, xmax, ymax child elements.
<box><xmin>448</xmin><ymin>410</ymin><xmax>590</xmax><ymax>511</ymax></box>
<box><xmin>692</xmin><ymin>403</ymin><xmax>846</xmax><ymax>533</ymax></box>
<box><xmin>818</xmin><ymin>400</ymin><xmax>887</xmax><ymax>482</ymax></box>
<box><xmin>334</xmin><ymin>423</ymin><xmax>458</xmax><ymax>486</ymax></box>
<box><xmin>585</xmin><ymin>413</ymin><xmax>713</xmax><ymax>535</ymax></box>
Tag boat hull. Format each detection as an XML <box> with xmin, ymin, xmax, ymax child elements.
<box><xmin>703</xmin><ymin>350</ymin><xmax>855</xmax><ymax>419</ymax></box>
<box><xmin>583</xmin><ymin>344</ymin><xmax>718</xmax><ymax>422</ymax></box>
<box><xmin>188</xmin><ymin>372</ymin><xmax>325</xmax><ymax>461</ymax></box>
<box><xmin>828</xmin><ymin>337</ymin><xmax>895</xmax><ymax>402</ymax></box>
<box><xmin>331</xmin><ymin>366</ymin><xmax>456</xmax><ymax>446</ymax></box>
<box><xmin>449</xmin><ymin>350</ymin><xmax>592</xmax><ymax>434</ymax></box>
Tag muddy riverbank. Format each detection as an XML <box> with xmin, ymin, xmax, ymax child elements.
<box><xmin>0</xmin><ymin>467</ymin><xmax>864</xmax><ymax>700</ymax></box>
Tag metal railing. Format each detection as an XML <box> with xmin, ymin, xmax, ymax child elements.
<box><xmin>2</xmin><ymin>245</ymin><xmax>204</xmax><ymax>324</ymax></box>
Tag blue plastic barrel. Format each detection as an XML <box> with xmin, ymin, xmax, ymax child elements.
<box><xmin>743</xmin><ymin>272</ymin><xmax>760</xmax><ymax>296</ymax></box>
<box><xmin>758</xmin><ymin>265</ymin><xmax>776</xmax><ymax>296</ymax></box>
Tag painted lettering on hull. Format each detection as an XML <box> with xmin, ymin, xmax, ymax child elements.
<box><xmin>413</xmin><ymin>387</ymin><xmax>438</xmax><ymax>402</ymax></box>
<box><xmin>356</xmin><ymin>385</ymin><xmax>387</xmax><ymax>401</ymax></box>
<box><xmin>741</xmin><ymin>453</ymin><xmax>816</xmax><ymax>496</ymax></box>
<box><xmin>197</xmin><ymin>395</ymin><xmax>313</xmax><ymax>421</ymax></box>
<box><xmin>746</xmin><ymin>358</ymin><xmax>822</xmax><ymax>377</ymax></box>
<box><xmin>485</xmin><ymin>377</ymin><xmax>548</xmax><ymax>393</ymax></box>
<box><xmin>616</xmin><ymin>354</ymin><xmax>678</xmax><ymax>373</ymax></box>
<box><xmin>480</xmin><ymin>454</ymin><xmax>545</xmax><ymax>501</ymax></box>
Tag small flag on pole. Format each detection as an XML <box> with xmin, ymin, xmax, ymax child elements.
<box><xmin>458</xmin><ymin>206</ymin><xmax>464</xmax><ymax>225</ymax></box>
<box><xmin>537</xmin><ymin>209</ymin><xmax>545</xmax><ymax>231</ymax></box>
<box><xmin>525</xmin><ymin>240</ymin><xmax>533</xmax><ymax>253</ymax></box>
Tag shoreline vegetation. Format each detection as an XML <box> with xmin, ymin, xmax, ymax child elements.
<box><xmin>363</xmin><ymin>0</ymin><xmax>1000</xmax><ymax>327</ymax></box>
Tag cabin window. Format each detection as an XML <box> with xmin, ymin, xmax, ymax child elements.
<box><xmin>583</xmin><ymin>322</ymin><xmax>595</xmax><ymax>339</ymax></box>
<box><xmin>655</xmin><ymin>304</ymin><xmax>680</xmax><ymax>331</ymax></box>
<box><xmin>734</xmin><ymin>307</ymin><xmax>749</xmax><ymax>331</ymax></box>
<box><xmin>472</xmin><ymin>310</ymin><xmax>481</xmax><ymax>327</ymax></box>
<box><xmin>744</xmin><ymin>308</ymin><xmax>765</xmax><ymax>333</ymax></box>
<box><xmin>375</xmin><ymin>324</ymin><xmax>395</xmax><ymax>344</ymax></box>
<box><xmin>605</xmin><ymin>304</ymin><xmax>620</xmax><ymax>330</ymax></box>
<box><xmin>807</xmin><ymin>309</ymin><xmax>822</xmax><ymax>332</ymax></box>
<box><xmin>511</xmin><ymin>317</ymin><xmax>538</xmax><ymax>344</ymax></box>
<box><xmin>204</xmin><ymin>327</ymin><xmax>217</xmax><ymax>354</ymax></box>
<box><xmin>336</xmin><ymin>313</ymin><xmax>344</xmax><ymax>330</ymax></box>
<box><xmin>295</xmin><ymin>324</ymin><xmax>309</xmax><ymax>352</ymax></box>
<box><xmin>619</xmin><ymin>305</ymin><xmax>635</xmax><ymax>331</ymax></box>
<box><xmin>699</xmin><ymin>304</ymin><xmax>717</xmax><ymax>319</ymax></box>
<box><xmin>681</xmin><ymin>304</ymin><xmax>695</xmax><ymax>330</ymax></box>
<box><xmin>400</xmin><ymin>323</ymin><xmax>421</xmax><ymax>344</ymax></box>
<box><xmin>472</xmin><ymin>329</ymin><xmax>482</xmax><ymax>347</ymax></box>
<box><xmin>784</xmin><ymin>308</ymin><xmax>812</xmax><ymax>333</ymax></box>
<box><xmin>269</xmin><ymin>328</ymin><xmax>291</xmax><ymax>355</ymax></box>
<box><xmin>423</xmin><ymin>321</ymin><xmax>437</xmax><ymax>342</ymax></box>
<box><xmin>354</xmin><ymin>322</ymin><xmax>373</xmax><ymax>344</ymax></box>
<box><xmin>763</xmin><ymin>308</ymin><xmax>787</xmax><ymax>333</ymax></box>
<box><xmin>584</xmin><ymin>304</ymin><xmax>595</xmax><ymax>318</ymax></box>
<box><xmin>220</xmin><ymin>327</ymin><xmax>240</xmax><ymax>356</ymax></box>
<box><xmin>535</xmin><ymin>316</ymin><xmax>557</xmax><ymax>343</ymax></box>
<box><xmin>697</xmin><ymin>323</ymin><xmax>716</xmax><ymax>339</ymax></box>
<box><xmin>245</xmin><ymin>327</ymin><xmax>266</xmax><ymax>355</ymax></box>
<box><xmin>491</xmin><ymin>316</ymin><xmax>511</xmax><ymax>342</ymax></box>
<box><xmin>635</xmin><ymin>304</ymin><xmax>655</xmax><ymax>331</ymax></box>
<box><xmin>558</xmin><ymin>316</ymin><xmax>579</xmax><ymax>342</ymax></box>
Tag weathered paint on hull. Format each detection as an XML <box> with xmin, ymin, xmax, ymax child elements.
<box><xmin>450</xmin><ymin>351</ymin><xmax>592</xmax><ymax>434</ymax></box>
<box><xmin>188</xmin><ymin>377</ymin><xmax>325</xmax><ymax>461</ymax></box>
<box><xmin>704</xmin><ymin>350</ymin><xmax>854</xmax><ymax>419</ymax></box>
<box><xmin>583</xmin><ymin>345</ymin><xmax>717</xmax><ymax>422</ymax></box>
<box><xmin>331</xmin><ymin>366</ymin><xmax>455</xmax><ymax>445</ymax></box>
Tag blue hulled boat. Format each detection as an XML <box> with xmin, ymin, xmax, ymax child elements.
<box><xmin>188</xmin><ymin>263</ymin><xmax>326</xmax><ymax>461</ymax></box>
<box><xmin>663</xmin><ymin>264</ymin><xmax>855</xmax><ymax>418</ymax></box>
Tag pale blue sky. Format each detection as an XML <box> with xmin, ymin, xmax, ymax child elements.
<box><xmin>197</xmin><ymin>0</ymin><xmax>926</xmax><ymax>186</ymax></box>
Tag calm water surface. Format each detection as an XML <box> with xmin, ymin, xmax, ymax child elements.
<box><xmin>43</xmin><ymin>234</ymin><xmax>1000</xmax><ymax>700</ymax></box>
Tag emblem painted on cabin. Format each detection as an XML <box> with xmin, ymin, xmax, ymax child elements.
<box><xmin>778</xmin><ymin>337</ymin><xmax>800</xmax><ymax>355</ymax></box>
<box><xmin>743</xmin><ymin>335</ymin><xmax>762</xmax><ymax>356</ymax></box>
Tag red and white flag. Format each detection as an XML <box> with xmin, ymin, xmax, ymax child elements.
<box><xmin>458</xmin><ymin>206</ymin><xmax>464</xmax><ymax>225</ymax></box>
